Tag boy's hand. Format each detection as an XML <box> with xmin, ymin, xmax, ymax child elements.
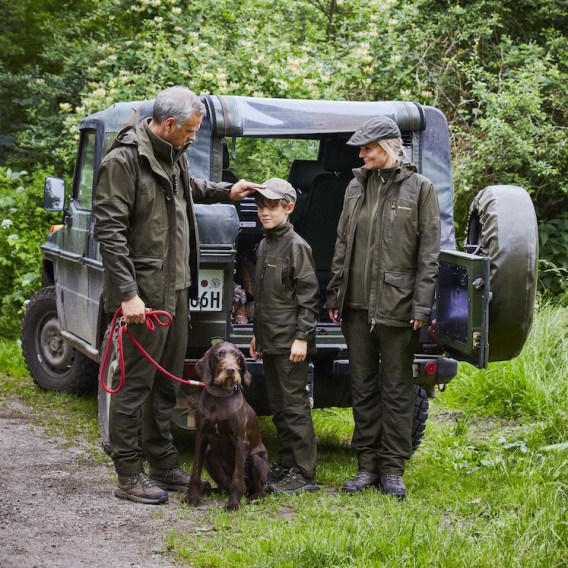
<box><xmin>327</xmin><ymin>308</ymin><xmax>341</xmax><ymax>324</ymax></box>
<box><xmin>410</xmin><ymin>319</ymin><xmax>428</xmax><ymax>330</ymax></box>
<box><xmin>289</xmin><ymin>339</ymin><xmax>307</xmax><ymax>363</ymax></box>
<box><xmin>249</xmin><ymin>335</ymin><xmax>262</xmax><ymax>360</ymax></box>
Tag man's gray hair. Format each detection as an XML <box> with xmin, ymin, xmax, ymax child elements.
<box><xmin>153</xmin><ymin>86</ymin><xmax>206</xmax><ymax>126</ymax></box>
<box><xmin>379</xmin><ymin>138</ymin><xmax>406</xmax><ymax>163</ymax></box>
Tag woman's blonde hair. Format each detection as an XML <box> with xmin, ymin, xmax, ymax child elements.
<box><xmin>378</xmin><ymin>137</ymin><xmax>406</xmax><ymax>163</ymax></box>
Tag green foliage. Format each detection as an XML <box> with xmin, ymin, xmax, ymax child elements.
<box><xmin>0</xmin><ymin>167</ymin><xmax>59</xmax><ymax>338</ymax></box>
<box><xmin>443</xmin><ymin>303</ymin><xmax>568</xmax><ymax>423</ymax></box>
<box><xmin>0</xmin><ymin>0</ymin><xmax>566</xmax><ymax>299</ymax></box>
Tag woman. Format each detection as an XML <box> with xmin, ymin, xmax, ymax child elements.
<box><xmin>326</xmin><ymin>116</ymin><xmax>440</xmax><ymax>498</ymax></box>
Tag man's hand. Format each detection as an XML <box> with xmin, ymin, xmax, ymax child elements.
<box><xmin>122</xmin><ymin>295</ymin><xmax>146</xmax><ymax>325</ymax></box>
<box><xmin>228</xmin><ymin>179</ymin><xmax>265</xmax><ymax>201</ymax></box>
<box><xmin>290</xmin><ymin>339</ymin><xmax>308</xmax><ymax>363</ymax></box>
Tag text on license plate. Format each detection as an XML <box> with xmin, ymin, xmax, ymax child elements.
<box><xmin>190</xmin><ymin>269</ymin><xmax>223</xmax><ymax>311</ymax></box>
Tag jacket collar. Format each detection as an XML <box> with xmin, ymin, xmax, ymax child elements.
<box><xmin>264</xmin><ymin>221</ymin><xmax>293</xmax><ymax>240</ymax></box>
<box><xmin>140</xmin><ymin>118</ymin><xmax>188</xmax><ymax>168</ymax></box>
<box><xmin>353</xmin><ymin>161</ymin><xmax>416</xmax><ymax>186</ymax></box>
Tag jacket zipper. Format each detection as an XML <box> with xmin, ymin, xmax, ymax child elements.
<box><xmin>370</xmin><ymin>175</ymin><xmax>397</xmax><ymax>331</ymax></box>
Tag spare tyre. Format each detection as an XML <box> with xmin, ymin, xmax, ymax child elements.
<box><xmin>466</xmin><ymin>185</ymin><xmax>538</xmax><ymax>361</ymax></box>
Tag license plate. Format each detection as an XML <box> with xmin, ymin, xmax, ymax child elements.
<box><xmin>189</xmin><ymin>269</ymin><xmax>223</xmax><ymax>311</ymax></box>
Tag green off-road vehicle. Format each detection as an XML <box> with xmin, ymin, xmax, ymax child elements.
<box><xmin>21</xmin><ymin>96</ymin><xmax>538</xmax><ymax>452</ymax></box>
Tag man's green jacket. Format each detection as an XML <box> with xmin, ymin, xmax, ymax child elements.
<box><xmin>93</xmin><ymin>120</ymin><xmax>231</xmax><ymax>315</ymax></box>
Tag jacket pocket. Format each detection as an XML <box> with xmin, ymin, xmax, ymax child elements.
<box><xmin>381</xmin><ymin>271</ymin><xmax>415</xmax><ymax>321</ymax></box>
<box><xmin>133</xmin><ymin>256</ymin><xmax>165</xmax><ymax>308</ymax></box>
<box><xmin>387</xmin><ymin>199</ymin><xmax>417</xmax><ymax>243</ymax></box>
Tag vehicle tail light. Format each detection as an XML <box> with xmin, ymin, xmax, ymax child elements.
<box><xmin>424</xmin><ymin>362</ymin><xmax>438</xmax><ymax>376</ymax></box>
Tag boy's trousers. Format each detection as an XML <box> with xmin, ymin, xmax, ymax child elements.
<box><xmin>263</xmin><ymin>354</ymin><xmax>317</xmax><ymax>479</ymax></box>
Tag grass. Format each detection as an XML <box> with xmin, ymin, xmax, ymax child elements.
<box><xmin>1</xmin><ymin>303</ymin><xmax>566</xmax><ymax>567</ymax></box>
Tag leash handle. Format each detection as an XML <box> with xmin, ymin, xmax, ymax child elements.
<box><xmin>99</xmin><ymin>307</ymin><xmax>205</xmax><ymax>394</ymax></box>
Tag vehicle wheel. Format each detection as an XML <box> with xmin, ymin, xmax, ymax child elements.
<box><xmin>97</xmin><ymin>324</ymin><xmax>116</xmax><ymax>455</ymax></box>
<box><xmin>412</xmin><ymin>385</ymin><xmax>429</xmax><ymax>453</ymax></box>
<box><xmin>21</xmin><ymin>286</ymin><xmax>98</xmax><ymax>394</ymax></box>
<box><xmin>466</xmin><ymin>185</ymin><xmax>538</xmax><ymax>361</ymax></box>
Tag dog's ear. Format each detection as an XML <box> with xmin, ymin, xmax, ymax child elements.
<box><xmin>195</xmin><ymin>349</ymin><xmax>213</xmax><ymax>385</ymax></box>
<box><xmin>238</xmin><ymin>350</ymin><xmax>252</xmax><ymax>387</ymax></box>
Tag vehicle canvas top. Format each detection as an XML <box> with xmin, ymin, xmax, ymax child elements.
<box><xmin>80</xmin><ymin>96</ymin><xmax>456</xmax><ymax>250</ymax></box>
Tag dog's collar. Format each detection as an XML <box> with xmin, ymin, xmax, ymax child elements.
<box><xmin>204</xmin><ymin>384</ymin><xmax>240</xmax><ymax>398</ymax></box>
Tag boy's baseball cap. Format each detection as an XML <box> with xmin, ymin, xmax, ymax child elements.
<box><xmin>255</xmin><ymin>178</ymin><xmax>297</xmax><ymax>203</ymax></box>
<box><xmin>347</xmin><ymin>115</ymin><xmax>401</xmax><ymax>146</ymax></box>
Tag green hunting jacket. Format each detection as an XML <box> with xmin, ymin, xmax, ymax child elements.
<box><xmin>326</xmin><ymin>163</ymin><xmax>440</xmax><ymax>327</ymax></box>
<box><xmin>93</xmin><ymin>119</ymin><xmax>232</xmax><ymax>315</ymax></box>
<box><xmin>253</xmin><ymin>222</ymin><xmax>320</xmax><ymax>354</ymax></box>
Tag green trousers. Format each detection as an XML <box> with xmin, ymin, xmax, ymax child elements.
<box><xmin>342</xmin><ymin>309</ymin><xmax>419</xmax><ymax>475</ymax></box>
<box><xmin>109</xmin><ymin>289</ymin><xmax>188</xmax><ymax>476</ymax></box>
<box><xmin>263</xmin><ymin>354</ymin><xmax>317</xmax><ymax>479</ymax></box>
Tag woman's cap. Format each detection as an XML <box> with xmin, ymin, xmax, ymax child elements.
<box><xmin>255</xmin><ymin>178</ymin><xmax>297</xmax><ymax>203</ymax></box>
<box><xmin>347</xmin><ymin>116</ymin><xmax>401</xmax><ymax>146</ymax></box>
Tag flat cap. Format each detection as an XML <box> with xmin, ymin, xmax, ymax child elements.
<box><xmin>255</xmin><ymin>178</ymin><xmax>297</xmax><ymax>203</ymax></box>
<box><xmin>347</xmin><ymin>115</ymin><xmax>401</xmax><ymax>146</ymax></box>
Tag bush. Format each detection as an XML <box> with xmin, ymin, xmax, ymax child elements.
<box><xmin>0</xmin><ymin>166</ymin><xmax>59</xmax><ymax>338</ymax></box>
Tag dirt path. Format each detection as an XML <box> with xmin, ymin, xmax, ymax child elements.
<box><xmin>0</xmin><ymin>401</ymin><xmax>200</xmax><ymax>568</ymax></box>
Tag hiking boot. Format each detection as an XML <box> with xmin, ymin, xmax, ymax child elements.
<box><xmin>115</xmin><ymin>472</ymin><xmax>168</xmax><ymax>504</ymax></box>
<box><xmin>267</xmin><ymin>461</ymin><xmax>291</xmax><ymax>484</ymax></box>
<box><xmin>341</xmin><ymin>471</ymin><xmax>380</xmax><ymax>493</ymax></box>
<box><xmin>268</xmin><ymin>468</ymin><xmax>319</xmax><ymax>495</ymax></box>
<box><xmin>380</xmin><ymin>474</ymin><xmax>407</xmax><ymax>499</ymax></box>
<box><xmin>149</xmin><ymin>466</ymin><xmax>211</xmax><ymax>494</ymax></box>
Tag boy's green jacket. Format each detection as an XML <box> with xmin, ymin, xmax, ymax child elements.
<box><xmin>326</xmin><ymin>163</ymin><xmax>440</xmax><ymax>327</ymax></box>
<box><xmin>253</xmin><ymin>223</ymin><xmax>320</xmax><ymax>354</ymax></box>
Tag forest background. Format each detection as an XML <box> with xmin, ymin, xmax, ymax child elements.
<box><xmin>0</xmin><ymin>0</ymin><xmax>567</xmax><ymax>337</ymax></box>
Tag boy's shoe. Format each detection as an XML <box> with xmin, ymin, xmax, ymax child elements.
<box><xmin>341</xmin><ymin>471</ymin><xmax>380</xmax><ymax>493</ymax></box>
<box><xmin>268</xmin><ymin>468</ymin><xmax>319</xmax><ymax>495</ymax></box>
<box><xmin>115</xmin><ymin>472</ymin><xmax>168</xmax><ymax>504</ymax></box>
<box><xmin>267</xmin><ymin>461</ymin><xmax>291</xmax><ymax>484</ymax></box>
<box><xmin>380</xmin><ymin>474</ymin><xmax>406</xmax><ymax>499</ymax></box>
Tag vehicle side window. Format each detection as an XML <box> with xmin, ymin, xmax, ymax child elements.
<box><xmin>75</xmin><ymin>130</ymin><xmax>96</xmax><ymax>210</ymax></box>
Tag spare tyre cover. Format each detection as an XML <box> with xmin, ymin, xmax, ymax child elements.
<box><xmin>466</xmin><ymin>185</ymin><xmax>538</xmax><ymax>361</ymax></box>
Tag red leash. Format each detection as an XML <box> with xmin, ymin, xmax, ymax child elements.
<box><xmin>100</xmin><ymin>307</ymin><xmax>205</xmax><ymax>394</ymax></box>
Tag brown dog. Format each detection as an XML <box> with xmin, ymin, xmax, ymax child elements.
<box><xmin>183</xmin><ymin>342</ymin><xmax>268</xmax><ymax>511</ymax></box>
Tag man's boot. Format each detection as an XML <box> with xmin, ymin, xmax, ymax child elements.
<box><xmin>115</xmin><ymin>472</ymin><xmax>168</xmax><ymax>504</ymax></box>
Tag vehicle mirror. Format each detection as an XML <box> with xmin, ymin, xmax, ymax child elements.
<box><xmin>44</xmin><ymin>176</ymin><xmax>66</xmax><ymax>212</ymax></box>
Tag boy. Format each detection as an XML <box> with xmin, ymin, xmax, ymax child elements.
<box><xmin>249</xmin><ymin>178</ymin><xmax>320</xmax><ymax>494</ymax></box>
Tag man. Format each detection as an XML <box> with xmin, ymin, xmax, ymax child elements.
<box><xmin>326</xmin><ymin>116</ymin><xmax>440</xmax><ymax>498</ymax></box>
<box><xmin>94</xmin><ymin>86</ymin><xmax>262</xmax><ymax>504</ymax></box>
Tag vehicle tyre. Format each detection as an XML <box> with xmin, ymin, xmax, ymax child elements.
<box><xmin>97</xmin><ymin>324</ymin><xmax>116</xmax><ymax>455</ymax></box>
<box><xmin>21</xmin><ymin>286</ymin><xmax>98</xmax><ymax>395</ymax></box>
<box><xmin>412</xmin><ymin>385</ymin><xmax>429</xmax><ymax>453</ymax></box>
<box><xmin>466</xmin><ymin>185</ymin><xmax>538</xmax><ymax>361</ymax></box>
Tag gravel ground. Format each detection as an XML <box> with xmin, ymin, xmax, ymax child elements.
<box><xmin>0</xmin><ymin>400</ymin><xmax>201</xmax><ymax>568</ymax></box>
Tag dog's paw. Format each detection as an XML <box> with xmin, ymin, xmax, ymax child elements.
<box><xmin>224</xmin><ymin>499</ymin><xmax>241</xmax><ymax>512</ymax></box>
<box><xmin>248</xmin><ymin>489</ymin><xmax>267</xmax><ymax>501</ymax></box>
<box><xmin>180</xmin><ymin>493</ymin><xmax>201</xmax><ymax>507</ymax></box>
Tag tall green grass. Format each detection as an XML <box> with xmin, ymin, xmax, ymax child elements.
<box><xmin>443</xmin><ymin>303</ymin><xmax>568</xmax><ymax>422</ymax></box>
<box><xmin>1</xmin><ymin>305</ymin><xmax>567</xmax><ymax>567</ymax></box>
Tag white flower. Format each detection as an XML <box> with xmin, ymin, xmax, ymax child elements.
<box><xmin>1</xmin><ymin>219</ymin><xmax>13</xmax><ymax>229</ymax></box>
